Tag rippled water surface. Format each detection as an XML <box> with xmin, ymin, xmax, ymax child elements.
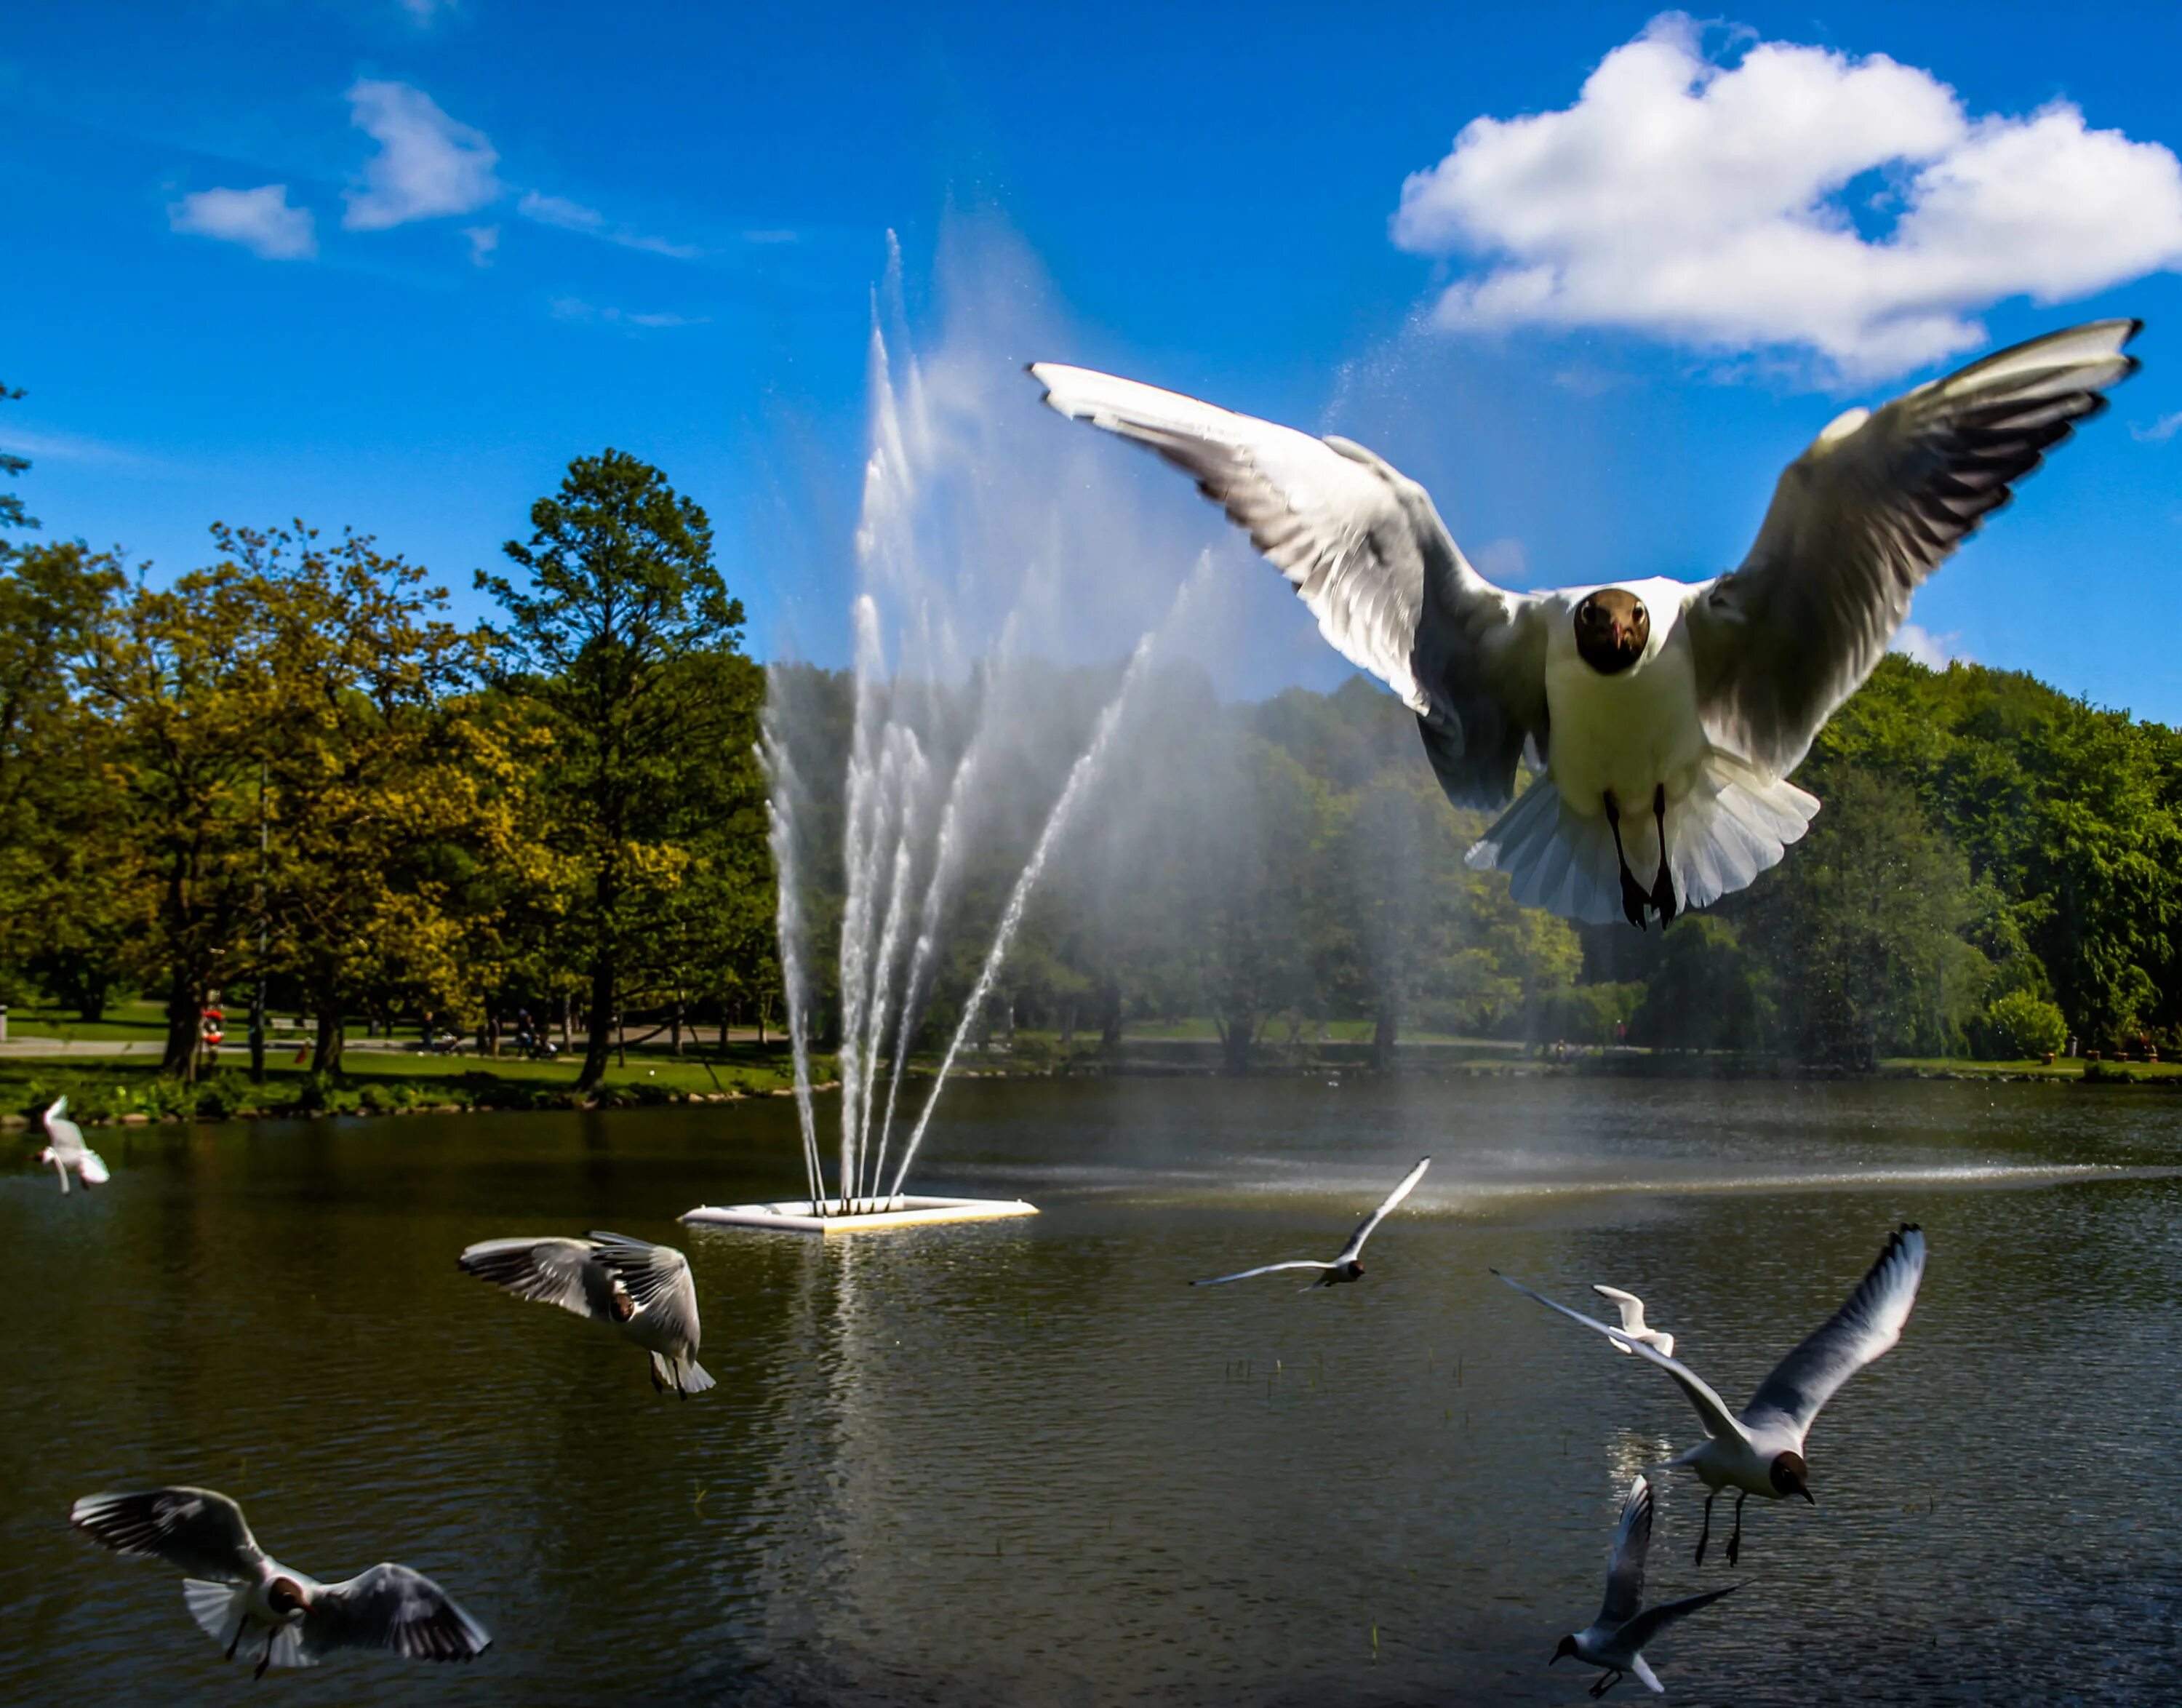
<box><xmin>7</xmin><ymin>1075</ymin><xmax>2182</xmax><ymax>1704</ymax></box>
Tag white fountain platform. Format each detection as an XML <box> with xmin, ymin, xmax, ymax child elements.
<box><xmin>680</xmin><ymin>1194</ymin><xmax>1039</xmax><ymax>1235</ymax></box>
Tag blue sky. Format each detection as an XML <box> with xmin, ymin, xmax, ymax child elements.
<box><xmin>7</xmin><ymin>3</ymin><xmax>2182</xmax><ymax>715</ymax></box>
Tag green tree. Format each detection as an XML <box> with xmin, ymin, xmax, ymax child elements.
<box><xmin>82</xmin><ymin>555</ymin><xmax>284</xmax><ymax>1076</ymax></box>
<box><xmin>1746</xmin><ymin>769</ymin><xmax>1990</xmax><ymax>1067</ymax></box>
<box><xmin>0</xmin><ymin>381</ymin><xmax>33</xmax><ymax>541</ymax></box>
<box><xmin>232</xmin><ymin>524</ymin><xmax>524</xmax><ymax>1074</ymax></box>
<box><xmin>479</xmin><ymin>450</ymin><xmax>759</xmax><ymax>1090</ymax></box>
<box><xmin>0</xmin><ymin>542</ymin><xmax>125</xmax><ymax>1003</ymax></box>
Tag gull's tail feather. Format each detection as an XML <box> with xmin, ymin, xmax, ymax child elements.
<box><xmin>1465</xmin><ymin>753</ymin><xmax>1817</xmax><ymax>923</ymax></box>
<box><xmin>1666</xmin><ymin>749</ymin><xmax>1818</xmax><ymax>912</ymax></box>
<box><xmin>1465</xmin><ymin>779</ymin><xmax>1626</xmax><ymax>925</ymax></box>
<box><xmin>679</xmin><ymin>1357</ymin><xmax>716</xmax><ymax>1394</ymax></box>
<box><xmin>77</xmin><ymin>1148</ymin><xmax>110</xmax><ymax>1186</ymax></box>
<box><xmin>183</xmin><ymin>1579</ymin><xmax>248</xmax><ymax>1651</ymax></box>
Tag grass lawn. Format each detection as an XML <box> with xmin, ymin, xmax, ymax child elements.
<box><xmin>0</xmin><ymin>1042</ymin><xmax>828</xmax><ymax>1125</ymax></box>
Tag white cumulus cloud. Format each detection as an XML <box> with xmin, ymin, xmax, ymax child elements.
<box><xmin>343</xmin><ymin>79</ymin><xmax>500</xmax><ymax>230</ymax></box>
<box><xmin>169</xmin><ymin>184</ymin><xmax>317</xmax><ymax>259</ymax></box>
<box><xmin>1890</xmin><ymin>622</ymin><xmax>1967</xmax><ymax>670</ymax></box>
<box><xmin>1393</xmin><ymin>14</ymin><xmax>2182</xmax><ymax>377</ymax></box>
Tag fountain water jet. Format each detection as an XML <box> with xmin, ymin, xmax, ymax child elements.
<box><xmin>685</xmin><ymin>250</ymin><xmax>1211</xmax><ymax>1236</ymax></box>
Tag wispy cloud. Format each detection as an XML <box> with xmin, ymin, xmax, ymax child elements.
<box><xmin>1890</xmin><ymin>622</ymin><xmax>1967</xmax><ymax>670</ymax></box>
<box><xmin>343</xmin><ymin>79</ymin><xmax>500</xmax><ymax>230</ymax></box>
<box><xmin>0</xmin><ymin>425</ymin><xmax>152</xmax><ymax>468</ymax></box>
<box><xmin>1395</xmin><ymin>13</ymin><xmax>2182</xmax><ymax>379</ymax></box>
<box><xmin>548</xmin><ymin>296</ymin><xmax>709</xmax><ymax>329</ymax></box>
<box><xmin>2131</xmin><ymin>410</ymin><xmax>2182</xmax><ymax>444</ymax></box>
<box><xmin>397</xmin><ymin>0</ymin><xmax>457</xmax><ymax>25</ymax></box>
<box><xmin>464</xmin><ymin>223</ymin><xmax>499</xmax><ymax>266</ymax></box>
<box><xmin>169</xmin><ymin>183</ymin><xmax>317</xmax><ymax>260</ymax></box>
<box><xmin>516</xmin><ymin>190</ymin><xmax>700</xmax><ymax>259</ymax></box>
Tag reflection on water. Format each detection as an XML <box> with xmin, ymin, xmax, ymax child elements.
<box><xmin>5</xmin><ymin>1077</ymin><xmax>2182</xmax><ymax>1704</ymax></box>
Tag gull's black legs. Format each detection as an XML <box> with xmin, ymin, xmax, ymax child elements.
<box><xmin>1726</xmin><ymin>1490</ymin><xmax>1747</xmax><ymax>1565</ymax></box>
<box><xmin>1590</xmin><ymin>1669</ymin><xmax>1623</xmax><ymax>1699</ymax></box>
<box><xmin>255</xmin><ymin>1628</ymin><xmax>275</xmax><ymax>1679</ymax></box>
<box><xmin>1649</xmin><ymin>783</ymin><xmax>1677</xmax><ymax>924</ymax></box>
<box><xmin>226</xmin><ymin>1619</ymin><xmax>245</xmax><ymax>1662</ymax></box>
<box><xmin>1603</xmin><ymin>792</ymin><xmax>1651</xmax><ymax>930</ymax></box>
<box><xmin>1694</xmin><ymin>1490</ymin><xmax>1716</xmax><ymax>1565</ymax></box>
<box><xmin>649</xmin><ymin>1358</ymin><xmax>667</xmax><ymax>1396</ymax></box>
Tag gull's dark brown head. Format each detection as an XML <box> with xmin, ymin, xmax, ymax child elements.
<box><xmin>1574</xmin><ymin>589</ymin><xmax>1650</xmax><ymax>676</ymax></box>
<box><xmin>1770</xmin><ymin>1450</ymin><xmax>1814</xmax><ymax>1504</ymax></box>
<box><xmin>267</xmin><ymin>1576</ymin><xmax>310</xmax><ymax>1616</ymax></box>
<box><xmin>1550</xmin><ymin>1635</ymin><xmax>1578</xmax><ymax>1665</ymax></box>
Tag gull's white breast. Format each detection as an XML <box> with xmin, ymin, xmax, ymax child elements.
<box><xmin>1543</xmin><ymin>579</ymin><xmax>1710</xmax><ymax>822</ymax></box>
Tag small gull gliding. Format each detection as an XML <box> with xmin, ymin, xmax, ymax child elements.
<box><xmin>1593</xmin><ymin>1285</ymin><xmax>1674</xmax><ymax>1357</ymax></box>
<box><xmin>38</xmin><ymin>1096</ymin><xmax>108</xmax><ymax>1193</ymax></box>
<box><xmin>1191</xmin><ymin>1156</ymin><xmax>1430</xmax><ymax>1288</ymax></box>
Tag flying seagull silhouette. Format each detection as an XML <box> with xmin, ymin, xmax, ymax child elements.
<box><xmin>70</xmin><ymin>1487</ymin><xmax>489</xmax><ymax>1677</ymax></box>
<box><xmin>457</xmin><ymin>1231</ymin><xmax>714</xmax><ymax>1396</ymax></box>
<box><xmin>1034</xmin><ymin>323</ymin><xmax>2138</xmax><ymax>927</ymax></box>
<box><xmin>1498</xmin><ymin>1224</ymin><xmax>1925</xmax><ymax>1564</ymax></box>
<box><xmin>38</xmin><ymin>1096</ymin><xmax>108</xmax><ymax>1193</ymax></box>
<box><xmin>1192</xmin><ymin>1156</ymin><xmax>1430</xmax><ymax>1288</ymax></box>
<box><xmin>1553</xmin><ymin>1474</ymin><xmax>1735</xmax><ymax>1697</ymax></box>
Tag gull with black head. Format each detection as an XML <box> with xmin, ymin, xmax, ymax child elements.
<box><xmin>457</xmin><ymin>1230</ymin><xmax>714</xmax><ymax>1395</ymax></box>
<box><xmin>70</xmin><ymin>1486</ymin><xmax>489</xmax><ymax>1677</ymax></box>
<box><xmin>1033</xmin><ymin>323</ymin><xmax>2138</xmax><ymax>928</ymax></box>
<box><xmin>1552</xmin><ymin>1474</ymin><xmax>1735</xmax><ymax>1697</ymax></box>
<box><xmin>1499</xmin><ymin>1224</ymin><xmax>1925</xmax><ymax>1564</ymax></box>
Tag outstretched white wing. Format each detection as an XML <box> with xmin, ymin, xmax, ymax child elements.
<box><xmin>1333</xmin><ymin>1156</ymin><xmax>1432</xmax><ymax>1264</ymax></box>
<box><xmin>1191</xmin><ymin>1260</ymin><xmax>1337</xmax><ymax>1287</ymax></box>
<box><xmin>302</xmin><ymin>1563</ymin><xmax>491</xmax><ymax>1663</ymax></box>
<box><xmin>1031</xmin><ymin>363</ymin><xmax>1550</xmax><ymax>807</ymax></box>
<box><xmin>1591</xmin><ymin>1285</ymin><xmax>1649</xmax><ymax>1335</ymax></box>
<box><xmin>1597</xmin><ymin>1475</ymin><xmax>1652</xmax><ymax>1631</ymax></box>
<box><xmin>1688</xmin><ymin>321</ymin><xmax>2138</xmax><ymax>775</ymax></box>
<box><xmin>1495</xmin><ymin>1272</ymin><xmax>1747</xmax><ymax>1444</ymax></box>
<box><xmin>71</xmin><ymin>1487</ymin><xmax>265</xmax><ymax>1581</ymax></box>
<box><xmin>1738</xmin><ymin>1224</ymin><xmax>1925</xmax><ymax>1445</ymax></box>
<box><xmin>456</xmin><ymin>1237</ymin><xmax>615</xmax><ymax>1322</ymax></box>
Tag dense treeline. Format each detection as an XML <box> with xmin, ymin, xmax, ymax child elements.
<box><xmin>0</xmin><ymin>433</ymin><xmax>766</xmax><ymax>1091</ymax></box>
<box><xmin>4</xmin><ymin>399</ymin><xmax>2176</xmax><ymax>1075</ymax></box>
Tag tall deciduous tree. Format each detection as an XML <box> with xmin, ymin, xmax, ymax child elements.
<box><xmin>479</xmin><ymin>450</ymin><xmax>758</xmax><ymax>1090</ymax></box>
<box><xmin>234</xmin><ymin>524</ymin><xmax>525</xmax><ymax>1074</ymax></box>
<box><xmin>0</xmin><ymin>542</ymin><xmax>124</xmax><ymax>1002</ymax></box>
<box><xmin>83</xmin><ymin>554</ymin><xmax>282</xmax><ymax>1076</ymax></box>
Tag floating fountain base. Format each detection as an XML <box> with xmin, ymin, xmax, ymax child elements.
<box><xmin>680</xmin><ymin>1194</ymin><xmax>1039</xmax><ymax>1235</ymax></box>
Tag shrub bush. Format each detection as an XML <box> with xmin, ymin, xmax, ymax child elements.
<box><xmin>1979</xmin><ymin>990</ymin><xmax>2068</xmax><ymax>1061</ymax></box>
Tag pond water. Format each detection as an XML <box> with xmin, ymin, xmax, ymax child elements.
<box><xmin>6</xmin><ymin>1075</ymin><xmax>2181</xmax><ymax>1705</ymax></box>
